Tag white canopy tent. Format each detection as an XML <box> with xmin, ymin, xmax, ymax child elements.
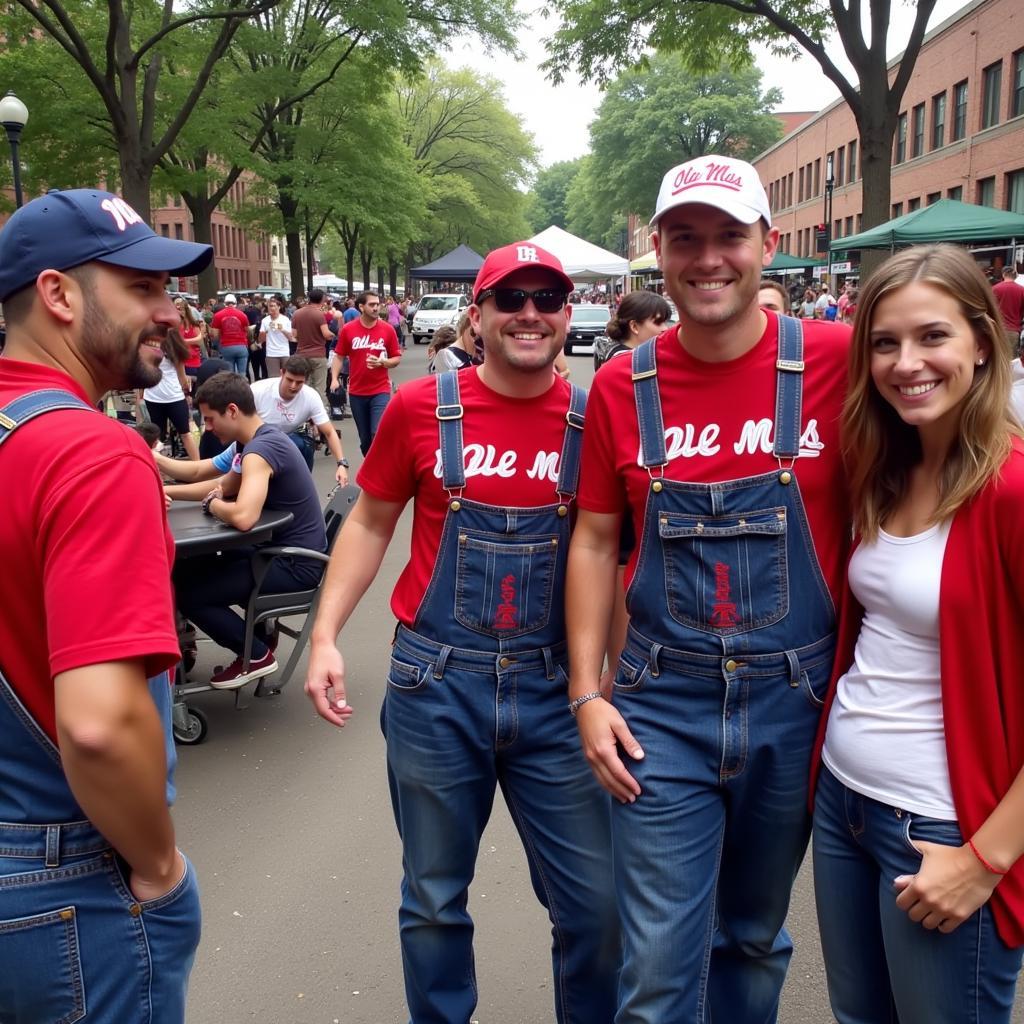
<box><xmin>529</xmin><ymin>225</ymin><xmax>629</xmax><ymax>282</ymax></box>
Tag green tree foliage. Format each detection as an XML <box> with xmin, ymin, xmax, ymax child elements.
<box><xmin>526</xmin><ymin>158</ymin><xmax>584</xmax><ymax>231</ymax></box>
<box><xmin>397</xmin><ymin>61</ymin><xmax>538</xmax><ymax>264</ymax></box>
<box><xmin>542</xmin><ymin>0</ymin><xmax>940</xmax><ymax>250</ymax></box>
<box><xmin>587</xmin><ymin>59</ymin><xmax>781</xmax><ymax>222</ymax></box>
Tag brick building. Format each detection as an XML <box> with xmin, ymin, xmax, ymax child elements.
<box><xmin>757</xmin><ymin>0</ymin><xmax>1024</xmax><ymax>273</ymax></box>
<box><xmin>152</xmin><ymin>175</ymin><xmax>273</xmax><ymax>295</ymax></box>
<box><xmin>629</xmin><ymin>0</ymin><xmax>1024</xmax><ymax>280</ymax></box>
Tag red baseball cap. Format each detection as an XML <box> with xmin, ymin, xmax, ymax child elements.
<box><xmin>472</xmin><ymin>242</ymin><xmax>574</xmax><ymax>303</ymax></box>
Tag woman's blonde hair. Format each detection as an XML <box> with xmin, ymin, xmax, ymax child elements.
<box><xmin>843</xmin><ymin>243</ymin><xmax>1020</xmax><ymax>540</ymax></box>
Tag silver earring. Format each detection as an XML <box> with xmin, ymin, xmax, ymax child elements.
<box><xmin>976</xmin><ymin>358</ymin><xmax>985</xmax><ymax>366</ymax></box>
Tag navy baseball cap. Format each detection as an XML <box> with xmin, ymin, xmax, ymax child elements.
<box><xmin>0</xmin><ymin>188</ymin><xmax>213</xmax><ymax>302</ymax></box>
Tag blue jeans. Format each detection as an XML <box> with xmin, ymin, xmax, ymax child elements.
<box><xmin>0</xmin><ymin>839</ymin><xmax>201</xmax><ymax>1023</ymax></box>
<box><xmin>349</xmin><ymin>391</ymin><xmax>389</xmax><ymax>456</ymax></box>
<box><xmin>220</xmin><ymin>346</ymin><xmax>249</xmax><ymax>377</ymax></box>
<box><xmin>288</xmin><ymin>430</ymin><xmax>315</xmax><ymax>470</ymax></box>
<box><xmin>382</xmin><ymin>628</ymin><xmax>618</xmax><ymax>1024</ymax></box>
<box><xmin>813</xmin><ymin>766</ymin><xmax>1023</xmax><ymax>1023</ymax></box>
<box><xmin>612</xmin><ymin>629</ymin><xmax>834</xmax><ymax>1023</ymax></box>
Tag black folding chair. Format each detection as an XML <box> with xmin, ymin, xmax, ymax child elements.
<box><xmin>237</xmin><ymin>484</ymin><xmax>360</xmax><ymax>697</ymax></box>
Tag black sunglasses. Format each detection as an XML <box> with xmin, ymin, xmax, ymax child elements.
<box><xmin>476</xmin><ymin>287</ymin><xmax>568</xmax><ymax>314</ymax></box>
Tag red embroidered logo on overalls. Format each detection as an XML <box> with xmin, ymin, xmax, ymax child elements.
<box><xmin>710</xmin><ymin>561</ymin><xmax>739</xmax><ymax>628</ymax></box>
<box><xmin>494</xmin><ymin>574</ymin><xmax>518</xmax><ymax>630</ymax></box>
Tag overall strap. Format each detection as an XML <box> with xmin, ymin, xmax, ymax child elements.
<box><xmin>0</xmin><ymin>389</ymin><xmax>96</xmax><ymax>448</ymax></box>
<box><xmin>555</xmin><ymin>382</ymin><xmax>587</xmax><ymax>497</ymax></box>
<box><xmin>773</xmin><ymin>315</ymin><xmax>805</xmax><ymax>461</ymax></box>
<box><xmin>435</xmin><ymin>370</ymin><xmax>466</xmax><ymax>491</ymax></box>
<box><xmin>631</xmin><ymin>339</ymin><xmax>667</xmax><ymax>468</ymax></box>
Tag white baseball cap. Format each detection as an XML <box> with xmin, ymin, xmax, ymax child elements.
<box><xmin>224</xmin><ymin>293</ymin><xmax>237</xmax><ymax>305</ymax></box>
<box><xmin>651</xmin><ymin>156</ymin><xmax>771</xmax><ymax>229</ymax></box>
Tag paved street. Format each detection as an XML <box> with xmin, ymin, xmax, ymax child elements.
<box><xmin>177</xmin><ymin>340</ymin><xmax>1024</xmax><ymax>1023</ymax></box>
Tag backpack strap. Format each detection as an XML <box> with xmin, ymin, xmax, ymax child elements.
<box><xmin>0</xmin><ymin>389</ymin><xmax>96</xmax><ymax>449</ymax></box>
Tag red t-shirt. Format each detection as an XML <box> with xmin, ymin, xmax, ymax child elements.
<box><xmin>357</xmin><ymin>368</ymin><xmax>573</xmax><ymax>623</ymax></box>
<box><xmin>211</xmin><ymin>306</ymin><xmax>249</xmax><ymax>348</ymax></box>
<box><xmin>337</xmin><ymin>319</ymin><xmax>401</xmax><ymax>396</ymax></box>
<box><xmin>291</xmin><ymin>304</ymin><xmax>330</xmax><ymax>359</ymax></box>
<box><xmin>182</xmin><ymin>324</ymin><xmax>203</xmax><ymax>368</ymax></box>
<box><xmin>0</xmin><ymin>360</ymin><xmax>180</xmax><ymax>742</ymax></box>
<box><xmin>579</xmin><ymin>315</ymin><xmax>852</xmax><ymax>606</ymax></box>
<box><xmin>993</xmin><ymin>280</ymin><xmax>1024</xmax><ymax>333</ymax></box>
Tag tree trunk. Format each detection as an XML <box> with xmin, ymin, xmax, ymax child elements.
<box><xmin>388</xmin><ymin>258</ymin><xmax>400</xmax><ymax>298</ymax></box>
<box><xmin>187</xmin><ymin>207</ymin><xmax>218</xmax><ymax>302</ymax></box>
<box><xmin>120</xmin><ymin>154</ymin><xmax>153</xmax><ymax>224</ymax></box>
<box><xmin>360</xmin><ymin>246</ymin><xmax>373</xmax><ymax>293</ymax></box>
<box><xmin>377</xmin><ymin>266</ymin><xmax>385</xmax><ymax>297</ymax></box>
<box><xmin>853</xmin><ymin>110</ymin><xmax>898</xmax><ymax>284</ymax></box>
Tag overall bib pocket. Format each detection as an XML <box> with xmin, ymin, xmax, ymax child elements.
<box><xmin>658</xmin><ymin>507</ymin><xmax>789</xmax><ymax>635</ymax></box>
<box><xmin>454</xmin><ymin>531</ymin><xmax>559</xmax><ymax>640</ymax></box>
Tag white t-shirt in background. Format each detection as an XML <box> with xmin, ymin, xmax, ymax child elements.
<box><xmin>250</xmin><ymin>378</ymin><xmax>328</xmax><ymax>431</ymax></box>
<box><xmin>822</xmin><ymin>520</ymin><xmax>956</xmax><ymax>819</ymax></box>
<box><xmin>260</xmin><ymin>315</ymin><xmax>293</xmax><ymax>357</ymax></box>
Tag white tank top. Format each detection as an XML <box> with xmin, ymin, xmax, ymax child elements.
<box><xmin>143</xmin><ymin>356</ymin><xmax>185</xmax><ymax>404</ymax></box>
<box><xmin>822</xmin><ymin>520</ymin><xmax>956</xmax><ymax>819</ymax></box>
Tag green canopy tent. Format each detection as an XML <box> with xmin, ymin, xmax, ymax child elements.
<box><xmin>830</xmin><ymin>199</ymin><xmax>1024</xmax><ymax>253</ymax></box>
<box><xmin>763</xmin><ymin>252</ymin><xmax>820</xmax><ymax>276</ymax></box>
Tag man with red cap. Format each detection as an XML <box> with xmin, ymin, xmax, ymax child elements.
<box><xmin>566</xmin><ymin>156</ymin><xmax>851</xmax><ymax>1021</ymax></box>
<box><xmin>306</xmin><ymin>242</ymin><xmax>618</xmax><ymax>1023</ymax></box>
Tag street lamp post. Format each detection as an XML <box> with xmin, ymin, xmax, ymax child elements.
<box><xmin>0</xmin><ymin>91</ymin><xmax>29</xmax><ymax>209</ymax></box>
<box><xmin>824</xmin><ymin>153</ymin><xmax>835</xmax><ymax>264</ymax></box>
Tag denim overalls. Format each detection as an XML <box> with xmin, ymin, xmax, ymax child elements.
<box><xmin>382</xmin><ymin>371</ymin><xmax>618</xmax><ymax>1024</ymax></box>
<box><xmin>0</xmin><ymin>389</ymin><xmax>200</xmax><ymax>1024</ymax></box>
<box><xmin>612</xmin><ymin>320</ymin><xmax>837</xmax><ymax>1024</ymax></box>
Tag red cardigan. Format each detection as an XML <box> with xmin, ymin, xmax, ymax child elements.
<box><xmin>812</xmin><ymin>437</ymin><xmax>1024</xmax><ymax>948</ymax></box>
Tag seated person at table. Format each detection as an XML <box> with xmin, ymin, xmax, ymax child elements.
<box><xmin>155</xmin><ymin>357</ymin><xmax>349</xmax><ymax>490</ymax></box>
<box><xmin>172</xmin><ymin>372</ymin><xmax>327</xmax><ymax>688</ymax></box>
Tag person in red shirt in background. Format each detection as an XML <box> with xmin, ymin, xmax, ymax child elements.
<box><xmin>0</xmin><ymin>188</ymin><xmax>211</xmax><ymax>1023</ymax></box>
<box><xmin>210</xmin><ymin>292</ymin><xmax>250</xmax><ymax>377</ymax></box>
<box><xmin>812</xmin><ymin>243</ymin><xmax>1024</xmax><ymax>1022</ymax></box>
<box><xmin>992</xmin><ymin>265</ymin><xmax>1024</xmax><ymax>354</ymax></box>
<box><xmin>329</xmin><ymin>289</ymin><xmax>401</xmax><ymax>455</ymax></box>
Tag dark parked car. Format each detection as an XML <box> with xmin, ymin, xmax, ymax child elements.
<box><xmin>564</xmin><ymin>303</ymin><xmax>611</xmax><ymax>356</ymax></box>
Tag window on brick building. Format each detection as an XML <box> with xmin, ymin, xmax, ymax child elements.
<box><xmin>160</xmin><ymin>223</ymin><xmax>169</xmax><ymax>237</ymax></box>
<box><xmin>857</xmin><ymin>213</ymin><xmax>863</xmax><ymax>232</ymax></box>
<box><xmin>892</xmin><ymin>202</ymin><xmax>904</xmax><ymax>218</ymax></box>
<box><xmin>798</xmin><ymin>166</ymin><xmax>805</xmax><ymax>203</ymax></box>
<box><xmin>982</xmin><ymin>62</ymin><xmax>1001</xmax><ymax>129</ymax></box>
<box><xmin>912</xmin><ymin>104</ymin><xmax>925</xmax><ymax>158</ymax></box>
<box><xmin>948</xmin><ymin>185</ymin><xmax>963</xmax><ymax>201</ymax></box>
<box><xmin>834</xmin><ymin>218</ymin><xmax>842</xmax><ymax>240</ymax></box>
<box><xmin>848</xmin><ymin>140</ymin><xmax>857</xmax><ymax>181</ymax></box>
<box><xmin>845</xmin><ymin>216</ymin><xmax>854</xmax><ymax>236</ymax></box>
<box><xmin>814</xmin><ymin>158</ymin><xmax>821</xmax><ymax>196</ymax></box>
<box><xmin>953</xmin><ymin>81</ymin><xmax>968</xmax><ymax>141</ymax></box>
<box><xmin>173</xmin><ymin>196</ymin><xmax>181</xmax><ymax>208</ymax></box>
<box><xmin>1013</xmin><ymin>51</ymin><xmax>1024</xmax><ymax>119</ymax></box>
<box><xmin>977</xmin><ymin>177</ymin><xmax>995</xmax><ymax>207</ymax></box>
<box><xmin>836</xmin><ymin>146</ymin><xmax>845</xmax><ymax>186</ymax></box>
<box><xmin>907</xmin><ymin>197</ymin><xmax>921</xmax><ymax>212</ymax></box>
<box><xmin>895</xmin><ymin>113</ymin><xmax>907</xmax><ymax>163</ymax></box>
<box><xmin>1008</xmin><ymin>171</ymin><xmax>1024</xmax><ymax>214</ymax></box>
<box><xmin>174</xmin><ymin>223</ymin><xmax>183</xmax><ymax>240</ymax></box>
<box><xmin>932</xmin><ymin>92</ymin><xmax>946</xmax><ymax>149</ymax></box>
<box><xmin>927</xmin><ymin>192</ymin><xmax>941</xmax><ymax>205</ymax></box>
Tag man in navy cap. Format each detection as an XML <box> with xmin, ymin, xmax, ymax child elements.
<box><xmin>0</xmin><ymin>189</ymin><xmax>212</xmax><ymax>1023</ymax></box>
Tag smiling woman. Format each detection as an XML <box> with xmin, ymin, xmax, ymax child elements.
<box><xmin>813</xmin><ymin>243</ymin><xmax>1024</xmax><ymax>1024</ymax></box>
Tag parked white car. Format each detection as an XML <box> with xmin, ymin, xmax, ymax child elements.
<box><xmin>411</xmin><ymin>293</ymin><xmax>469</xmax><ymax>344</ymax></box>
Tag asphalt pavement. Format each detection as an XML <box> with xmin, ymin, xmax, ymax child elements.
<box><xmin>177</xmin><ymin>339</ymin><xmax>1024</xmax><ymax>1023</ymax></box>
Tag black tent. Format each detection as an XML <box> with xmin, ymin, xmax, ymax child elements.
<box><xmin>409</xmin><ymin>244</ymin><xmax>484</xmax><ymax>281</ymax></box>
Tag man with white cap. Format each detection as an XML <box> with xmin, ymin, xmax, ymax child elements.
<box><xmin>306</xmin><ymin>241</ymin><xmax>619</xmax><ymax>1024</ymax></box>
<box><xmin>0</xmin><ymin>188</ymin><xmax>212</xmax><ymax>1021</ymax></box>
<box><xmin>210</xmin><ymin>291</ymin><xmax>250</xmax><ymax>377</ymax></box>
<box><xmin>566</xmin><ymin>156</ymin><xmax>851</xmax><ymax>1021</ymax></box>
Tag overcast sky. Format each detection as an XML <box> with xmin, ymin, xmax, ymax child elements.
<box><xmin>451</xmin><ymin>0</ymin><xmax>969</xmax><ymax>170</ymax></box>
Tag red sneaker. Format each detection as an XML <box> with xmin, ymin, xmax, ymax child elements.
<box><xmin>209</xmin><ymin>649</ymin><xmax>278</xmax><ymax>690</ymax></box>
